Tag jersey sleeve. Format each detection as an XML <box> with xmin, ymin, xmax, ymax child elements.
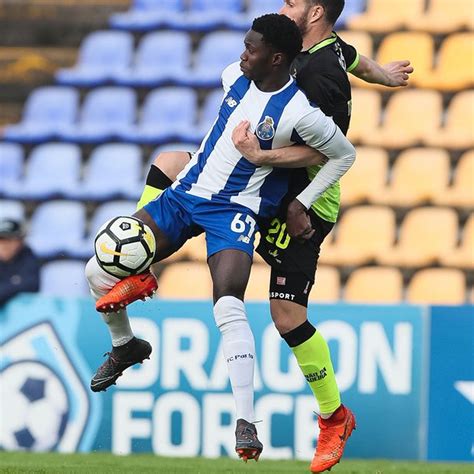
<box><xmin>293</xmin><ymin>107</ymin><xmax>338</xmax><ymax>150</ymax></box>
<box><xmin>221</xmin><ymin>62</ymin><xmax>243</xmax><ymax>93</ymax></box>
<box><xmin>336</xmin><ymin>33</ymin><xmax>360</xmax><ymax>72</ymax></box>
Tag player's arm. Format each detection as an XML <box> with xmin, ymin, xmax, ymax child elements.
<box><xmin>287</xmin><ymin>110</ymin><xmax>356</xmax><ymax>240</ymax></box>
<box><xmin>351</xmin><ymin>55</ymin><xmax>413</xmax><ymax>88</ymax></box>
<box><xmin>232</xmin><ymin>120</ymin><xmax>325</xmax><ymax>167</ymax></box>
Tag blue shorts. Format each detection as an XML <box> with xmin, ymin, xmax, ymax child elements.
<box><xmin>144</xmin><ymin>188</ymin><xmax>259</xmax><ymax>259</ymax></box>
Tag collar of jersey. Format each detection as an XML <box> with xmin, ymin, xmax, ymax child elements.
<box><xmin>307</xmin><ymin>32</ymin><xmax>337</xmax><ymax>55</ymax></box>
<box><xmin>251</xmin><ymin>75</ymin><xmax>294</xmax><ymax>95</ymax></box>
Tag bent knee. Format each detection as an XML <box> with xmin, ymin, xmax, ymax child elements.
<box><xmin>85</xmin><ymin>257</ymin><xmax>120</xmax><ymax>299</ymax></box>
<box><xmin>153</xmin><ymin>151</ymin><xmax>191</xmax><ymax>182</ymax></box>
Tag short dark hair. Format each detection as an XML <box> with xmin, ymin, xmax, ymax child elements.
<box><xmin>251</xmin><ymin>14</ymin><xmax>303</xmax><ymax>65</ymax></box>
<box><xmin>310</xmin><ymin>0</ymin><xmax>345</xmax><ymax>25</ymax></box>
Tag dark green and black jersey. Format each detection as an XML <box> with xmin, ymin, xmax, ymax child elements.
<box><xmin>289</xmin><ymin>32</ymin><xmax>359</xmax><ymax>223</ymax></box>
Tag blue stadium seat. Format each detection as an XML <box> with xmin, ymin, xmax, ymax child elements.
<box><xmin>27</xmin><ymin>201</ymin><xmax>86</xmax><ymax>259</ymax></box>
<box><xmin>0</xmin><ymin>143</ymin><xmax>24</xmax><ymax>196</ymax></box>
<box><xmin>2</xmin><ymin>143</ymin><xmax>81</xmax><ymax>200</ymax></box>
<box><xmin>110</xmin><ymin>0</ymin><xmax>185</xmax><ymax>31</ymax></box>
<box><xmin>74</xmin><ymin>200</ymin><xmax>138</xmax><ymax>258</ymax></box>
<box><xmin>227</xmin><ymin>0</ymin><xmax>282</xmax><ymax>30</ymax></box>
<box><xmin>121</xmin><ymin>87</ymin><xmax>198</xmax><ymax>144</ymax></box>
<box><xmin>60</xmin><ymin>87</ymin><xmax>136</xmax><ymax>143</ymax></box>
<box><xmin>0</xmin><ymin>200</ymin><xmax>25</xmax><ymax>221</ymax></box>
<box><xmin>56</xmin><ymin>31</ymin><xmax>134</xmax><ymax>86</ymax></box>
<box><xmin>147</xmin><ymin>142</ymin><xmax>198</xmax><ymax>168</ymax></box>
<box><xmin>180</xmin><ymin>31</ymin><xmax>244</xmax><ymax>88</ymax></box>
<box><xmin>40</xmin><ymin>260</ymin><xmax>90</xmax><ymax>297</ymax></box>
<box><xmin>169</xmin><ymin>0</ymin><xmax>244</xmax><ymax>31</ymax></box>
<box><xmin>2</xmin><ymin>87</ymin><xmax>79</xmax><ymax>143</ymax></box>
<box><xmin>68</xmin><ymin>143</ymin><xmax>143</xmax><ymax>201</ymax></box>
<box><xmin>335</xmin><ymin>0</ymin><xmax>366</xmax><ymax>29</ymax></box>
<box><xmin>114</xmin><ymin>31</ymin><xmax>191</xmax><ymax>87</ymax></box>
<box><xmin>188</xmin><ymin>88</ymin><xmax>224</xmax><ymax>143</ymax></box>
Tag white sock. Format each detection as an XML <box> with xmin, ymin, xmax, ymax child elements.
<box><xmin>214</xmin><ymin>296</ymin><xmax>255</xmax><ymax>422</ymax></box>
<box><xmin>85</xmin><ymin>257</ymin><xmax>134</xmax><ymax>347</ymax></box>
<box><xmin>101</xmin><ymin>310</ymin><xmax>134</xmax><ymax>347</ymax></box>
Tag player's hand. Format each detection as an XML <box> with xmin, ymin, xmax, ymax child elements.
<box><xmin>232</xmin><ymin>120</ymin><xmax>264</xmax><ymax>165</ymax></box>
<box><xmin>286</xmin><ymin>199</ymin><xmax>315</xmax><ymax>240</ymax></box>
<box><xmin>383</xmin><ymin>60</ymin><xmax>414</xmax><ymax>87</ymax></box>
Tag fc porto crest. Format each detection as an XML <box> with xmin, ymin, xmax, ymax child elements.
<box><xmin>256</xmin><ymin>116</ymin><xmax>275</xmax><ymax>141</ymax></box>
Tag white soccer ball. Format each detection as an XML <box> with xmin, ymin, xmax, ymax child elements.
<box><xmin>94</xmin><ymin>216</ymin><xmax>156</xmax><ymax>278</ymax></box>
<box><xmin>0</xmin><ymin>361</ymin><xmax>69</xmax><ymax>451</ymax></box>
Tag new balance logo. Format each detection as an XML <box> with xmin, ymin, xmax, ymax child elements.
<box><xmin>305</xmin><ymin>367</ymin><xmax>327</xmax><ymax>383</ymax></box>
<box><xmin>225</xmin><ymin>96</ymin><xmax>237</xmax><ymax>108</ymax></box>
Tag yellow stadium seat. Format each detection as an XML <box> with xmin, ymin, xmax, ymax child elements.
<box><xmin>347</xmin><ymin>0</ymin><xmax>425</xmax><ymax>32</ymax></box>
<box><xmin>369</xmin><ymin>148</ymin><xmax>450</xmax><ymax>207</ymax></box>
<box><xmin>375</xmin><ymin>32</ymin><xmax>434</xmax><ymax>88</ymax></box>
<box><xmin>377</xmin><ymin>207</ymin><xmax>458</xmax><ymax>267</ymax></box>
<box><xmin>344</xmin><ymin>267</ymin><xmax>403</xmax><ymax>304</ymax></box>
<box><xmin>347</xmin><ymin>89</ymin><xmax>382</xmax><ymax>144</ymax></box>
<box><xmin>158</xmin><ymin>262</ymin><xmax>212</xmax><ymax>299</ymax></box>
<box><xmin>434</xmin><ymin>150</ymin><xmax>474</xmax><ymax>208</ymax></box>
<box><xmin>340</xmin><ymin>147</ymin><xmax>388</xmax><ymax>205</ymax></box>
<box><xmin>337</xmin><ymin>31</ymin><xmax>374</xmax><ymax>89</ymax></box>
<box><xmin>423</xmin><ymin>91</ymin><xmax>474</xmax><ymax>149</ymax></box>
<box><xmin>440</xmin><ymin>214</ymin><xmax>474</xmax><ymax>270</ymax></box>
<box><xmin>407</xmin><ymin>268</ymin><xmax>466</xmax><ymax>305</ymax></box>
<box><xmin>320</xmin><ymin>206</ymin><xmax>396</xmax><ymax>266</ymax></box>
<box><xmin>308</xmin><ymin>265</ymin><xmax>340</xmax><ymax>302</ymax></box>
<box><xmin>360</xmin><ymin>89</ymin><xmax>442</xmax><ymax>148</ymax></box>
<box><xmin>406</xmin><ymin>0</ymin><xmax>474</xmax><ymax>34</ymax></box>
<box><xmin>416</xmin><ymin>33</ymin><xmax>474</xmax><ymax>91</ymax></box>
<box><xmin>245</xmin><ymin>264</ymin><xmax>270</xmax><ymax>301</ymax></box>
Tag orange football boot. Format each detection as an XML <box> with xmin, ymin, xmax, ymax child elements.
<box><xmin>96</xmin><ymin>272</ymin><xmax>158</xmax><ymax>313</ymax></box>
<box><xmin>310</xmin><ymin>405</ymin><xmax>356</xmax><ymax>473</ymax></box>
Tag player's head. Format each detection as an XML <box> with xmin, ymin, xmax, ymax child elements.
<box><xmin>279</xmin><ymin>0</ymin><xmax>345</xmax><ymax>36</ymax></box>
<box><xmin>240</xmin><ymin>14</ymin><xmax>302</xmax><ymax>82</ymax></box>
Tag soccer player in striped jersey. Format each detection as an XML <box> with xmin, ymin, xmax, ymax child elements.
<box><xmin>86</xmin><ymin>13</ymin><xmax>356</xmax><ymax>463</ymax></box>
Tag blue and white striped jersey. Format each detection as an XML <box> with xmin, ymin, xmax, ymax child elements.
<box><xmin>173</xmin><ymin>62</ymin><xmax>338</xmax><ymax>218</ymax></box>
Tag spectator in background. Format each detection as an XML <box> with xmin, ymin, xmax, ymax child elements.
<box><xmin>0</xmin><ymin>218</ymin><xmax>40</xmax><ymax>306</ymax></box>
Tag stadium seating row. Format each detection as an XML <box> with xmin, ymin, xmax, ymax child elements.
<box><xmin>348</xmin><ymin>0</ymin><xmax>474</xmax><ymax>34</ymax></box>
<box><xmin>2</xmin><ymin>85</ymin><xmax>222</xmax><ymax>144</ymax></box>
<box><xmin>40</xmin><ymin>258</ymin><xmax>473</xmax><ymax>305</ymax></box>
<box><xmin>3</xmin><ymin>86</ymin><xmax>473</xmax><ymax>148</ymax></box>
<box><xmin>108</xmin><ymin>0</ymin><xmax>473</xmax><ymax>34</ymax></box>
<box><xmin>50</xmin><ymin>29</ymin><xmax>474</xmax><ymax>91</ymax></box>
<box><xmin>4</xmin><ymin>195</ymin><xmax>470</xmax><ymax>269</ymax></box>
<box><xmin>108</xmin><ymin>0</ymin><xmax>365</xmax><ymax>31</ymax></box>
<box><xmin>2</xmin><ymin>143</ymin><xmax>472</xmax><ymax>207</ymax></box>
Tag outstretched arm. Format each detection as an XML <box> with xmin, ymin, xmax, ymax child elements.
<box><xmin>351</xmin><ymin>55</ymin><xmax>414</xmax><ymax>87</ymax></box>
<box><xmin>232</xmin><ymin>120</ymin><xmax>325</xmax><ymax>168</ymax></box>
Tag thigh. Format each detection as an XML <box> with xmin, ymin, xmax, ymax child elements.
<box><xmin>195</xmin><ymin>203</ymin><xmax>259</xmax><ymax>260</ymax></box>
<box><xmin>269</xmin><ymin>268</ymin><xmax>314</xmax><ymax>307</ymax></box>
<box><xmin>257</xmin><ymin>210</ymin><xmax>334</xmax><ymax>281</ymax></box>
<box><xmin>208</xmin><ymin>249</ymin><xmax>252</xmax><ymax>303</ymax></box>
<box><xmin>138</xmin><ymin>189</ymin><xmax>201</xmax><ymax>261</ymax></box>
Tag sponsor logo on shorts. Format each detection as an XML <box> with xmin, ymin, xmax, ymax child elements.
<box><xmin>270</xmin><ymin>291</ymin><xmax>296</xmax><ymax>301</ymax></box>
<box><xmin>276</xmin><ymin>276</ymin><xmax>286</xmax><ymax>286</ymax></box>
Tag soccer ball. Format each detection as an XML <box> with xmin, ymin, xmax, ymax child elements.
<box><xmin>95</xmin><ymin>215</ymin><xmax>156</xmax><ymax>278</ymax></box>
<box><xmin>0</xmin><ymin>361</ymin><xmax>69</xmax><ymax>451</ymax></box>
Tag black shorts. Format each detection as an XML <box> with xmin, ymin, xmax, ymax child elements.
<box><xmin>258</xmin><ymin>210</ymin><xmax>334</xmax><ymax>307</ymax></box>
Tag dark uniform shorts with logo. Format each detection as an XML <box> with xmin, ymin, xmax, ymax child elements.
<box><xmin>257</xmin><ymin>210</ymin><xmax>334</xmax><ymax>307</ymax></box>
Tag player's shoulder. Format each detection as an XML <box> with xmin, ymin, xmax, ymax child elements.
<box><xmin>221</xmin><ymin>61</ymin><xmax>243</xmax><ymax>86</ymax></box>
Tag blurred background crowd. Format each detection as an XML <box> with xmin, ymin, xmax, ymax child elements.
<box><xmin>0</xmin><ymin>0</ymin><xmax>472</xmax><ymax>306</ymax></box>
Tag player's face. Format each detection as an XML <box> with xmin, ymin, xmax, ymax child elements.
<box><xmin>240</xmin><ymin>30</ymin><xmax>275</xmax><ymax>81</ymax></box>
<box><xmin>279</xmin><ymin>0</ymin><xmax>312</xmax><ymax>37</ymax></box>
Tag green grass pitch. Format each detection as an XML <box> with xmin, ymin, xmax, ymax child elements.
<box><xmin>0</xmin><ymin>453</ymin><xmax>472</xmax><ymax>474</ymax></box>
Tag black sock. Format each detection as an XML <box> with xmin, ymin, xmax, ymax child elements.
<box><xmin>112</xmin><ymin>336</ymin><xmax>138</xmax><ymax>354</ymax></box>
<box><xmin>146</xmin><ymin>165</ymin><xmax>173</xmax><ymax>190</ymax></box>
<box><xmin>281</xmin><ymin>320</ymin><xmax>316</xmax><ymax>348</ymax></box>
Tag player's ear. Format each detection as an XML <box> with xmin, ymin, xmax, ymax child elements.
<box><xmin>272</xmin><ymin>52</ymin><xmax>284</xmax><ymax>67</ymax></box>
<box><xmin>308</xmin><ymin>4</ymin><xmax>324</xmax><ymax>24</ymax></box>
